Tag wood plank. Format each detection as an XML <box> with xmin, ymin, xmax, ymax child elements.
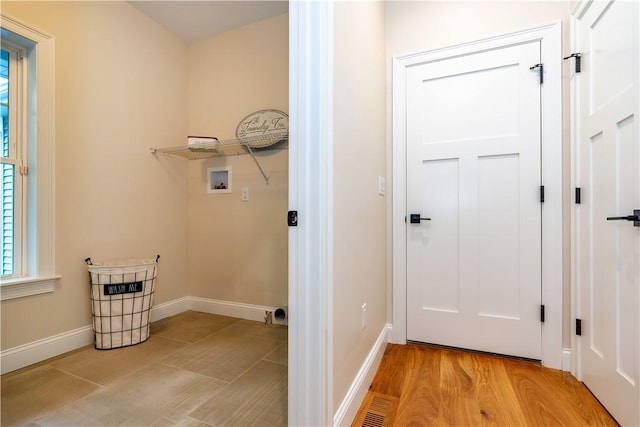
<box><xmin>355</xmin><ymin>344</ymin><xmax>618</xmax><ymax>427</ymax></box>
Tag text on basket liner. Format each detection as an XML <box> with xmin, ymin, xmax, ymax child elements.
<box><xmin>103</xmin><ymin>281</ymin><xmax>144</xmax><ymax>296</ymax></box>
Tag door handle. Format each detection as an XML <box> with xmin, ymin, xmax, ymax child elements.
<box><xmin>410</xmin><ymin>214</ymin><xmax>431</xmax><ymax>224</ymax></box>
<box><xmin>606</xmin><ymin>209</ymin><xmax>640</xmax><ymax>227</ymax></box>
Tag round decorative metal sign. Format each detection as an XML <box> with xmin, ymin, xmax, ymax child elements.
<box><xmin>236</xmin><ymin>109</ymin><xmax>289</xmax><ymax>148</ymax></box>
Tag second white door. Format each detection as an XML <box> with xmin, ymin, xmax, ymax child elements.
<box><xmin>575</xmin><ymin>1</ymin><xmax>640</xmax><ymax>425</ymax></box>
<box><xmin>406</xmin><ymin>40</ymin><xmax>543</xmax><ymax>359</ymax></box>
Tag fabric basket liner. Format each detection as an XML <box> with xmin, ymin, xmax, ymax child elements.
<box><xmin>87</xmin><ymin>258</ymin><xmax>158</xmax><ymax>350</ymax></box>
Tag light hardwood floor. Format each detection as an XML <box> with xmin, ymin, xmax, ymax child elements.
<box><xmin>1</xmin><ymin>311</ymin><xmax>288</xmax><ymax>426</ymax></box>
<box><xmin>354</xmin><ymin>343</ymin><xmax>619</xmax><ymax>427</ymax></box>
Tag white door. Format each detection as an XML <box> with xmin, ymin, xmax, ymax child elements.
<box><xmin>406</xmin><ymin>41</ymin><xmax>543</xmax><ymax>359</ymax></box>
<box><xmin>575</xmin><ymin>1</ymin><xmax>640</xmax><ymax>425</ymax></box>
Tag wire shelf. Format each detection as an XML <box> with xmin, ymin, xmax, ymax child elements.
<box><xmin>150</xmin><ymin>134</ymin><xmax>287</xmax><ymax>159</ymax></box>
<box><xmin>150</xmin><ymin>134</ymin><xmax>288</xmax><ymax>184</ymax></box>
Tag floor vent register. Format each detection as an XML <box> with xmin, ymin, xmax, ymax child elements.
<box><xmin>353</xmin><ymin>393</ymin><xmax>398</xmax><ymax>427</ymax></box>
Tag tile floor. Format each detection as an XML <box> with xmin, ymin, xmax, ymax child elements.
<box><xmin>1</xmin><ymin>311</ymin><xmax>288</xmax><ymax>426</ymax></box>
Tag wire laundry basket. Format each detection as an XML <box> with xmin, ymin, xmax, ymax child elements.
<box><xmin>85</xmin><ymin>255</ymin><xmax>159</xmax><ymax>350</ymax></box>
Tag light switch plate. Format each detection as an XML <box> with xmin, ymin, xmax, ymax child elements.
<box><xmin>378</xmin><ymin>176</ymin><xmax>385</xmax><ymax>196</ymax></box>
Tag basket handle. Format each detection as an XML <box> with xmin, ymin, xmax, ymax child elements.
<box><xmin>85</xmin><ymin>256</ymin><xmax>159</xmax><ymax>264</ymax></box>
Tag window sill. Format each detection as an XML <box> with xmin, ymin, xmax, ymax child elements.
<box><xmin>0</xmin><ymin>275</ymin><xmax>61</xmax><ymax>301</ymax></box>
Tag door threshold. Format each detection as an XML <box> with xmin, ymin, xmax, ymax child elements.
<box><xmin>406</xmin><ymin>340</ymin><xmax>542</xmax><ymax>365</ymax></box>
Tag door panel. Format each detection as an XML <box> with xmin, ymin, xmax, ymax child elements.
<box><xmin>414</xmin><ymin>158</ymin><xmax>460</xmax><ymax>313</ymax></box>
<box><xmin>417</xmin><ymin>64</ymin><xmax>521</xmax><ymax>144</ymax></box>
<box><xmin>406</xmin><ymin>41</ymin><xmax>542</xmax><ymax>359</ymax></box>
<box><xmin>616</xmin><ymin>115</ymin><xmax>637</xmax><ymax>385</ymax></box>
<box><xmin>590</xmin><ymin>0</ymin><xmax>634</xmax><ymax>113</ymax></box>
<box><xmin>477</xmin><ymin>154</ymin><xmax>521</xmax><ymax>319</ymax></box>
<box><xmin>576</xmin><ymin>1</ymin><xmax>640</xmax><ymax>425</ymax></box>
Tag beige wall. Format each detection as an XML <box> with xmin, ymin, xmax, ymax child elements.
<box><xmin>385</xmin><ymin>1</ymin><xmax>574</xmax><ymax>347</ymax></box>
<box><xmin>333</xmin><ymin>1</ymin><xmax>387</xmax><ymax>413</ymax></box>
<box><xmin>0</xmin><ymin>3</ymin><xmax>288</xmax><ymax>354</ymax></box>
<box><xmin>1</xmin><ymin>1</ymin><xmax>189</xmax><ymax>350</ymax></box>
<box><xmin>186</xmin><ymin>14</ymin><xmax>288</xmax><ymax>307</ymax></box>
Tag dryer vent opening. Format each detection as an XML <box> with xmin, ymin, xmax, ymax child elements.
<box><xmin>274</xmin><ymin>306</ymin><xmax>288</xmax><ymax>325</ymax></box>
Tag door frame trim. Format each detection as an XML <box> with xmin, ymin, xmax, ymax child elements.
<box><xmin>288</xmin><ymin>1</ymin><xmax>334</xmax><ymax>425</ymax></box>
<box><xmin>391</xmin><ymin>21</ymin><xmax>564</xmax><ymax>369</ymax></box>
<box><xmin>569</xmin><ymin>2</ymin><xmax>584</xmax><ymax>381</ymax></box>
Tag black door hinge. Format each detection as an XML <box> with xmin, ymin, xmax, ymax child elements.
<box><xmin>576</xmin><ymin>318</ymin><xmax>582</xmax><ymax>336</ymax></box>
<box><xmin>540</xmin><ymin>185</ymin><xmax>545</xmax><ymax>203</ymax></box>
<box><xmin>287</xmin><ymin>210</ymin><xmax>298</xmax><ymax>227</ymax></box>
<box><xmin>563</xmin><ymin>53</ymin><xmax>582</xmax><ymax>73</ymax></box>
<box><xmin>575</xmin><ymin>187</ymin><xmax>581</xmax><ymax>204</ymax></box>
<box><xmin>530</xmin><ymin>63</ymin><xmax>544</xmax><ymax>84</ymax></box>
<box><xmin>540</xmin><ymin>305</ymin><xmax>545</xmax><ymax>323</ymax></box>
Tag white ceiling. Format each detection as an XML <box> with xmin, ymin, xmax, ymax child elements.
<box><xmin>128</xmin><ymin>1</ymin><xmax>289</xmax><ymax>43</ymax></box>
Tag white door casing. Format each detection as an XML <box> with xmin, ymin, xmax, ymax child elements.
<box><xmin>393</xmin><ymin>22</ymin><xmax>563</xmax><ymax>369</ymax></box>
<box><xmin>573</xmin><ymin>1</ymin><xmax>640</xmax><ymax>425</ymax></box>
<box><xmin>288</xmin><ymin>2</ymin><xmax>334</xmax><ymax>425</ymax></box>
<box><xmin>406</xmin><ymin>41</ymin><xmax>543</xmax><ymax>359</ymax></box>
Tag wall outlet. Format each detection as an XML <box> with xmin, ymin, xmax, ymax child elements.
<box><xmin>378</xmin><ymin>176</ymin><xmax>385</xmax><ymax>196</ymax></box>
<box><xmin>361</xmin><ymin>303</ymin><xmax>367</xmax><ymax>329</ymax></box>
<box><xmin>241</xmin><ymin>187</ymin><xmax>249</xmax><ymax>202</ymax></box>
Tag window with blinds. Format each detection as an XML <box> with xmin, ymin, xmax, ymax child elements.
<box><xmin>0</xmin><ymin>15</ymin><xmax>60</xmax><ymax>301</ymax></box>
<box><xmin>1</xmin><ymin>16</ymin><xmax>57</xmax><ymax>300</ymax></box>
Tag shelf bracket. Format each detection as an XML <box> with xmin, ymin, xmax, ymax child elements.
<box><xmin>244</xmin><ymin>144</ymin><xmax>269</xmax><ymax>185</ymax></box>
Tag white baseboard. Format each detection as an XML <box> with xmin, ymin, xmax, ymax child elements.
<box><xmin>150</xmin><ymin>296</ymin><xmax>191</xmax><ymax>322</ymax></box>
<box><xmin>0</xmin><ymin>325</ymin><xmax>94</xmax><ymax>375</ymax></box>
<box><xmin>1</xmin><ymin>296</ymin><xmax>288</xmax><ymax>374</ymax></box>
<box><xmin>333</xmin><ymin>323</ymin><xmax>391</xmax><ymax>427</ymax></box>
<box><xmin>562</xmin><ymin>347</ymin><xmax>571</xmax><ymax>372</ymax></box>
<box><xmin>189</xmin><ymin>296</ymin><xmax>283</xmax><ymax>324</ymax></box>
